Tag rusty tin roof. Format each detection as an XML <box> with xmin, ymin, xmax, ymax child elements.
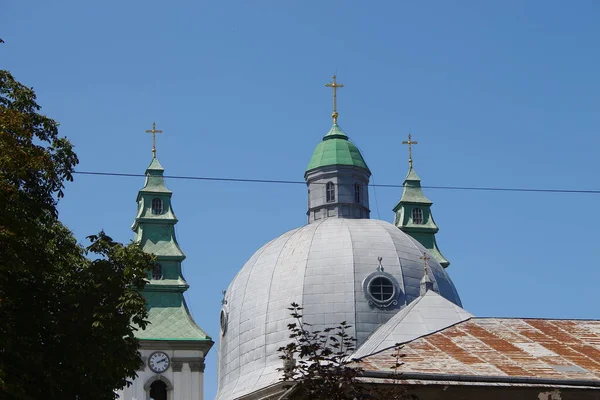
<box><xmin>360</xmin><ymin>318</ymin><xmax>600</xmax><ymax>385</ymax></box>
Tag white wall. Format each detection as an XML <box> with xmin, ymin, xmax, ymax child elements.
<box><xmin>116</xmin><ymin>348</ymin><xmax>205</xmax><ymax>400</ymax></box>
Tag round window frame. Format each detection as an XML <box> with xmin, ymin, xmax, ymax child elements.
<box><xmin>362</xmin><ymin>271</ymin><xmax>400</xmax><ymax>308</ymax></box>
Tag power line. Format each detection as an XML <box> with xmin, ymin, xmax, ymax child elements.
<box><xmin>72</xmin><ymin>170</ymin><xmax>600</xmax><ymax>195</ymax></box>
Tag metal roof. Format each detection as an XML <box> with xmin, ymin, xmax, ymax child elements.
<box><xmin>360</xmin><ymin>317</ymin><xmax>600</xmax><ymax>385</ymax></box>
<box><xmin>305</xmin><ymin>124</ymin><xmax>370</xmax><ymax>172</ymax></box>
<box><xmin>353</xmin><ymin>290</ymin><xmax>472</xmax><ymax>359</ymax></box>
<box><xmin>136</xmin><ymin>295</ymin><xmax>212</xmax><ymax>341</ymax></box>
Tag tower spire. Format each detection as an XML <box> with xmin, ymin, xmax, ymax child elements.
<box><xmin>325</xmin><ymin>75</ymin><xmax>344</xmax><ymax>124</ymax></box>
<box><xmin>145</xmin><ymin>122</ymin><xmax>163</xmax><ymax>158</ymax></box>
<box><xmin>393</xmin><ymin>137</ymin><xmax>451</xmax><ymax>268</ymax></box>
<box><xmin>131</xmin><ymin>136</ymin><xmax>212</xmax><ymax>344</ymax></box>
<box><xmin>402</xmin><ymin>133</ymin><xmax>418</xmax><ymax>169</ymax></box>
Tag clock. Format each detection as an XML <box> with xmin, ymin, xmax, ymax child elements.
<box><xmin>148</xmin><ymin>351</ymin><xmax>170</xmax><ymax>373</ymax></box>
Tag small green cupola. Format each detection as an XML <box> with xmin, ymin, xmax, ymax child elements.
<box><xmin>304</xmin><ymin>76</ymin><xmax>371</xmax><ymax>223</ymax></box>
<box><xmin>393</xmin><ymin>135</ymin><xmax>450</xmax><ymax>268</ymax></box>
<box><xmin>305</xmin><ymin>124</ymin><xmax>370</xmax><ymax>173</ymax></box>
<box><xmin>131</xmin><ymin>126</ymin><xmax>212</xmax><ymax>346</ymax></box>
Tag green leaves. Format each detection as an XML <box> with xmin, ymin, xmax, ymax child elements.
<box><xmin>0</xmin><ymin>70</ymin><xmax>154</xmax><ymax>399</ymax></box>
<box><xmin>278</xmin><ymin>303</ymin><xmax>416</xmax><ymax>400</ymax></box>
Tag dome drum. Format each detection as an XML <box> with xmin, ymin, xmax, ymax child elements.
<box><xmin>306</xmin><ymin>165</ymin><xmax>371</xmax><ymax>223</ymax></box>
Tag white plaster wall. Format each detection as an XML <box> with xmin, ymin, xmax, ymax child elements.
<box><xmin>116</xmin><ymin>348</ymin><xmax>205</xmax><ymax>400</ymax></box>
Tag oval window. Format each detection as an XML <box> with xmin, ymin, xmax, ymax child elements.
<box><xmin>220</xmin><ymin>309</ymin><xmax>228</xmax><ymax>335</ymax></box>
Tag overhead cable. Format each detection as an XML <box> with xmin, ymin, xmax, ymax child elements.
<box><xmin>72</xmin><ymin>171</ymin><xmax>600</xmax><ymax>195</ymax></box>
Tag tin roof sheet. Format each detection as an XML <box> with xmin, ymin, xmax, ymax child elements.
<box><xmin>361</xmin><ymin>318</ymin><xmax>600</xmax><ymax>383</ymax></box>
<box><xmin>353</xmin><ymin>291</ymin><xmax>472</xmax><ymax>359</ymax></box>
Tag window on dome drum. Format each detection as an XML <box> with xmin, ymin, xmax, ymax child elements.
<box><xmin>151</xmin><ymin>198</ymin><xmax>163</xmax><ymax>215</ymax></box>
<box><xmin>220</xmin><ymin>310</ymin><xmax>228</xmax><ymax>335</ymax></box>
<box><xmin>326</xmin><ymin>182</ymin><xmax>335</xmax><ymax>203</ymax></box>
<box><xmin>412</xmin><ymin>208</ymin><xmax>424</xmax><ymax>224</ymax></box>
<box><xmin>152</xmin><ymin>263</ymin><xmax>163</xmax><ymax>280</ymax></box>
<box><xmin>354</xmin><ymin>183</ymin><xmax>361</xmax><ymax>203</ymax></box>
<box><xmin>150</xmin><ymin>380</ymin><xmax>167</xmax><ymax>400</ymax></box>
<box><xmin>369</xmin><ymin>277</ymin><xmax>394</xmax><ymax>302</ymax></box>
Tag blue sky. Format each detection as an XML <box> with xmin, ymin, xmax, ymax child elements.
<box><xmin>4</xmin><ymin>1</ymin><xmax>600</xmax><ymax>398</ymax></box>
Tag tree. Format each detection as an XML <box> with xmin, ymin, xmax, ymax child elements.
<box><xmin>0</xmin><ymin>69</ymin><xmax>155</xmax><ymax>399</ymax></box>
<box><xmin>278</xmin><ymin>303</ymin><xmax>417</xmax><ymax>400</ymax></box>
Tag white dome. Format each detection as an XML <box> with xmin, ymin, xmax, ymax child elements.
<box><xmin>216</xmin><ymin>218</ymin><xmax>461</xmax><ymax>400</ymax></box>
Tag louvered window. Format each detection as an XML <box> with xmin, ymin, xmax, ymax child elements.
<box><xmin>412</xmin><ymin>208</ymin><xmax>423</xmax><ymax>224</ymax></box>
<box><xmin>152</xmin><ymin>264</ymin><xmax>163</xmax><ymax>280</ymax></box>
<box><xmin>151</xmin><ymin>198</ymin><xmax>163</xmax><ymax>215</ymax></box>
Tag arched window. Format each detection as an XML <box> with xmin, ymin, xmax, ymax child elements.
<box><xmin>354</xmin><ymin>183</ymin><xmax>361</xmax><ymax>204</ymax></box>
<box><xmin>412</xmin><ymin>208</ymin><xmax>424</xmax><ymax>224</ymax></box>
<box><xmin>326</xmin><ymin>182</ymin><xmax>335</xmax><ymax>203</ymax></box>
<box><xmin>149</xmin><ymin>380</ymin><xmax>168</xmax><ymax>400</ymax></box>
<box><xmin>151</xmin><ymin>198</ymin><xmax>163</xmax><ymax>215</ymax></box>
<box><xmin>152</xmin><ymin>264</ymin><xmax>163</xmax><ymax>280</ymax></box>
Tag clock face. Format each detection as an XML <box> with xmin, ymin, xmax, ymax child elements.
<box><xmin>148</xmin><ymin>351</ymin><xmax>170</xmax><ymax>373</ymax></box>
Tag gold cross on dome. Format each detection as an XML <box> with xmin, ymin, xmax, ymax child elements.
<box><xmin>325</xmin><ymin>75</ymin><xmax>344</xmax><ymax>124</ymax></box>
<box><xmin>402</xmin><ymin>134</ymin><xmax>418</xmax><ymax>168</ymax></box>
<box><xmin>420</xmin><ymin>253</ymin><xmax>431</xmax><ymax>275</ymax></box>
<box><xmin>145</xmin><ymin>122</ymin><xmax>163</xmax><ymax>158</ymax></box>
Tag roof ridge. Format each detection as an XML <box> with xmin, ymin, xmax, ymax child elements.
<box><xmin>353</xmin><ymin>291</ymin><xmax>472</xmax><ymax>360</ymax></box>
<box><xmin>356</xmin><ymin>316</ymin><xmax>474</xmax><ymax>360</ymax></box>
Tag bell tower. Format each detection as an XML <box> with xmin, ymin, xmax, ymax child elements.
<box><xmin>117</xmin><ymin>123</ymin><xmax>213</xmax><ymax>400</ymax></box>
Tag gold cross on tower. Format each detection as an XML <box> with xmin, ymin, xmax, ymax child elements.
<box><xmin>420</xmin><ymin>252</ymin><xmax>431</xmax><ymax>275</ymax></box>
<box><xmin>325</xmin><ymin>75</ymin><xmax>344</xmax><ymax>124</ymax></box>
<box><xmin>145</xmin><ymin>122</ymin><xmax>163</xmax><ymax>158</ymax></box>
<box><xmin>402</xmin><ymin>133</ymin><xmax>418</xmax><ymax>168</ymax></box>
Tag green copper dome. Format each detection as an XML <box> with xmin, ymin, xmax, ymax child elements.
<box><xmin>306</xmin><ymin>124</ymin><xmax>370</xmax><ymax>173</ymax></box>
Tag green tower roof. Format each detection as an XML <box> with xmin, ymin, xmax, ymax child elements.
<box><xmin>136</xmin><ymin>291</ymin><xmax>212</xmax><ymax>342</ymax></box>
<box><xmin>394</xmin><ymin>167</ymin><xmax>433</xmax><ymax>206</ymax></box>
<box><xmin>306</xmin><ymin>124</ymin><xmax>370</xmax><ymax>173</ymax></box>
<box><xmin>393</xmin><ymin>166</ymin><xmax>450</xmax><ymax>268</ymax></box>
<box><xmin>132</xmin><ymin>156</ymin><xmax>213</xmax><ymax>343</ymax></box>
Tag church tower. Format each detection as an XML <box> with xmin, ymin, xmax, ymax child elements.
<box><xmin>117</xmin><ymin>123</ymin><xmax>213</xmax><ymax>400</ymax></box>
<box><xmin>305</xmin><ymin>76</ymin><xmax>371</xmax><ymax>223</ymax></box>
<box><xmin>393</xmin><ymin>134</ymin><xmax>450</xmax><ymax>268</ymax></box>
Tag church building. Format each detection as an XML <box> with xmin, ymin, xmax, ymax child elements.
<box><xmin>120</xmin><ymin>78</ymin><xmax>600</xmax><ymax>400</ymax></box>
